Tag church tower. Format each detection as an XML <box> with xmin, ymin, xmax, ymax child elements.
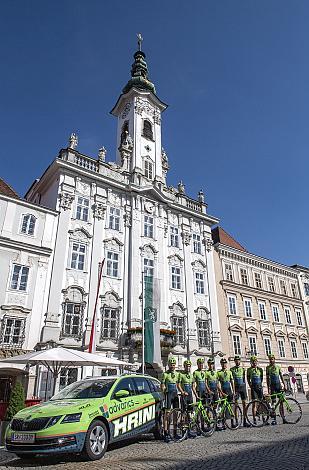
<box><xmin>111</xmin><ymin>34</ymin><xmax>168</xmax><ymax>184</ymax></box>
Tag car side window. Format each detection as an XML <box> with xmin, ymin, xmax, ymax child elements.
<box><xmin>113</xmin><ymin>377</ymin><xmax>136</xmax><ymax>397</ymax></box>
<box><xmin>133</xmin><ymin>376</ymin><xmax>152</xmax><ymax>395</ymax></box>
<box><xmin>147</xmin><ymin>378</ymin><xmax>161</xmax><ymax>393</ymax></box>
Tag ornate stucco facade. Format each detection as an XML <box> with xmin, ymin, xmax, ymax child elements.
<box><xmin>23</xmin><ymin>44</ymin><xmax>221</xmax><ymax>390</ymax></box>
<box><xmin>213</xmin><ymin>227</ymin><xmax>309</xmax><ymax>392</ymax></box>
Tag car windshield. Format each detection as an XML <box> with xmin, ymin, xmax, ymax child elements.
<box><xmin>51</xmin><ymin>379</ymin><xmax>116</xmax><ymax>400</ymax></box>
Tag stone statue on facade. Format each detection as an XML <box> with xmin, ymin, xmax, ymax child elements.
<box><xmin>69</xmin><ymin>132</ymin><xmax>78</xmax><ymax>149</ymax></box>
<box><xmin>98</xmin><ymin>147</ymin><xmax>107</xmax><ymax>163</ymax></box>
<box><xmin>161</xmin><ymin>147</ymin><xmax>169</xmax><ymax>171</ymax></box>
<box><xmin>198</xmin><ymin>189</ymin><xmax>205</xmax><ymax>203</ymax></box>
<box><xmin>178</xmin><ymin>180</ymin><xmax>185</xmax><ymax>194</ymax></box>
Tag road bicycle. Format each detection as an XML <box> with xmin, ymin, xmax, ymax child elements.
<box><xmin>168</xmin><ymin>396</ymin><xmax>216</xmax><ymax>442</ymax></box>
<box><xmin>246</xmin><ymin>390</ymin><xmax>302</xmax><ymax>427</ymax></box>
<box><xmin>213</xmin><ymin>396</ymin><xmax>243</xmax><ymax>430</ymax></box>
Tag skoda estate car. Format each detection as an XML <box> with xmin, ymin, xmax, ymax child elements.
<box><xmin>6</xmin><ymin>374</ymin><xmax>163</xmax><ymax>460</ymax></box>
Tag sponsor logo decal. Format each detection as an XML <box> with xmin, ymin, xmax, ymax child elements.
<box><xmin>108</xmin><ymin>400</ymin><xmax>135</xmax><ymax>415</ymax></box>
<box><xmin>112</xmin><ymin>403</ymin><xmax>155</xmax><ymax>438</ymax></box>
<box><xmin>79</xmin><ymin>403</ymin><xmax>91</xmax><ymax>410</ymax></box>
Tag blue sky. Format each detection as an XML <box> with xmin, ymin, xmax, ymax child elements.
<box><xmin>1</xmin><ymin>1</ymin><xmax>308</xmax><ymax>266</ymax></box>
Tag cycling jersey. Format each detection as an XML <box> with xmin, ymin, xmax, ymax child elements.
<box><xmin>205</xmin><ymin>370</ymin><xmax>219</xmax><ymax>391</ymax></box>
<box><xmin>217</xmin><ymin>369</ymin><xmax>233</xmax><ymax>393</ymax></box>
<box><xmin>230</xmin><ymin>366</ymin><xmax>245</xmax><ymax>388</ymax></box>
<box><xmin>266</xmin><ymin>365</ymin><xmax>281</xmax><ymax>388</ymax></box>
<box><xmin>161</xmin><ymin>370</ymin><xmax>180</xmax><ymax>410</ymax></box>
<box><xmin>179</xmin><ymin>372</ymin><xmax>194</xmax><ymax>409</ymax></box>
<box><xmin>247</xmin><ymin>367</ymin><xmax>263</xmax><ymax>387</ymax></box>
<box><xmin>193</xmin><ymin>369</ymin><xmax>206</xmax><ymax>394</ymax></box>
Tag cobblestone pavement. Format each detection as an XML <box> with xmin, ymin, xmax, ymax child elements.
<box><xmin>1</xmin><ymin>404</ymin><xmax>309</xmax><ymax>470</ymax></box>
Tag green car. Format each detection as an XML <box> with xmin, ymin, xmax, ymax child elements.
<box><xmin>5</xmin><ymin>374</ymin><xmax>163</xmax><ymax>460</ymax></box>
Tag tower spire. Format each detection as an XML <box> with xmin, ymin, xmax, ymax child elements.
<box><xmin>122</xmin><ymin>34</ymin><xmax>156</xmax><ymax>95</ymax></box>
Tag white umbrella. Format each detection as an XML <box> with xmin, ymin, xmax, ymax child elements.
<box><xmin>0</xmin><ymin>347</ymin><xmax>132</xmax><ymax>394</ymax></box>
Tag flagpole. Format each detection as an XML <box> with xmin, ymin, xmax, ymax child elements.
<box><xmin>88</xmin><ymin>259</ymin><xmax>105</xmax><ymax>355</ymax></box>
<box><xmin>141</xmin><ymin>271</ymin><xmax>145</xmax><ymax>374</ymax></box>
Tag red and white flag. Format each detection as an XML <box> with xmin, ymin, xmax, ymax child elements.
<box><xmin>88</xmin><ymin>259</ymin><xmax>105</xmax><ymax>354</ymax></box>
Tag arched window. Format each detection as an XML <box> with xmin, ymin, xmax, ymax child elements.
<box><xmin>20</xmin><ymin>214</ymin><xmax>36</xmax><ymax>235</ymax></box>
<box><xmin>61</xmin><ymin>286</ymin><xmax>86</xmax><ymax>339</ymax></box>
<box><xmin>143</xmin><ymin>120</ymin><xmax>153</xmax><ymax>140</ymax></box>
<box><xmin>121</xmin><ymin>121</ymin><xmax>129</xmax><ymax>144</ymax></box>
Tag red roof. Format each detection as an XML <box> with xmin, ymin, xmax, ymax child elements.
<box><xmin>0</xmin><ymin>178</ymin><xmax>19</xmax><ymax>199</ymax></box>
<box><xmin>212</xmin><ymin>226</ymin><xmax>247</xmax><ymax>252</ymax></box>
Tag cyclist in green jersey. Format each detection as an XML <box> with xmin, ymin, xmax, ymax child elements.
<box><xmin>193</xmin><ymin>358</ymin><xmax>207</xmax><ymax>401</ymax></box>
<box><xmin>266</xmin><ymin>354</ymin><xmax>285</xmax><ymax>425</ymax></box>
<box><xmin>247</xmin><ymin>355</ymin><xmax>264</xmax><ymax>400</ymax></box>
<box><xmin>161</xmin><ymin>356</ymin><xmax>180</xmax><ymax>442</ymax></box>
<box><xmin>178</xmin><ymin>360</ymin><xmax>194</xmax><ymax>409</ymax></box>
<box><xmin>230</xmin><ymin>355</ymin><xmax>250</xmax><ymax>427</ymax></box>
<box><xmin>217</xmin><ymin>358</ymin><xmax>234</xmax><ymax>402</ymax></box>
<box><xmin>205</xmin><ymin>358</ymin><xmax>221</xmax><ymax>404</ymax></box>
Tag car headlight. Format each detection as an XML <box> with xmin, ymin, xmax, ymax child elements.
<box><xmin>47</xmin><ymin>416</ymin><xmax>62</xmax><ymax>427</ymax></box>
<box><xmin>61</xmin><ymin>413</ymin><xmax>82</xmax><ymax>424</ymax></box>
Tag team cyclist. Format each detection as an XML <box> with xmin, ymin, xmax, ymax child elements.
<box><xmin>266</xmin><ymin>353</ymin><xmax>286</xmax><ymax>425</ymax></box>
<box><xmin>161</xmin><ymin>356</ymin><xmax>180</xmax><ymax>442</ymax></box>
<box><xmin>193</xmin><ymin>357</ymin><xmax>207</xmax><ymax>401</ymax></box>
<box><xmin>230</xmin><ymin>354</ymin><xmax>250</xmax><ymax>427</ymax></box>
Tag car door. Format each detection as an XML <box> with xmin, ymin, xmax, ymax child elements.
<box><xmin>132</xmin><ymin>376</ymin><xmax>156</xmax><ymax>433</ymax></box>
<box><xmin>108</xmin><ymin>376</ymin><xmax>139</xmax><ymax>442</ymax></box>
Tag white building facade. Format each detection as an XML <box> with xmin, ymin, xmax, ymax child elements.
<box><xmin>0</xmin><ymin>181</ymin><xmax>57</xmax><ymax>399</ymax></box>
<box><xmin>25</xmin><ymin>46</ymin><xmax>222</xmax><ymax>383</ymax></box>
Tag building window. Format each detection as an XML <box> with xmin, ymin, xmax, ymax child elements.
<box><xmin>62</xmin><ymin>302</ymin><xmax>83</xmax><ymax>338</ymax></box>
<box><xmin>258</xmin><ymin>302</ymin><xmax>267</xmax><ymax>321</ymax></box>
<box><xmin>295</xmin><ymin>310</ymin><xmax>303</xmax><ymax>326</ymax></box>
<box><xmin>290</xmin><ymin>340</ymin><xmax>298</xmax><ymax>359</ymax></box>
<box><xmin>195</xmin><ymin>272</ymin><xmax>205</xmax><ymax>294</ymax></box>
<box><xmin>278</xmin><ymin>339</ymin><xmax>285</xmax><ymax>358</ymax></box>
<box><xmin>228</xmin><ymin>295</ymin><xmax>237</xmax><ymax>315</ymax></box>
<box><xmin>244</xmin><ymin>298</ymin><xmax>252</xmax><ymax>317</ymax></box>
<box><xmin>143</xmin><ymin>258</ymin><xmax>154</xmax><ymax>278</ymax></box>
<box><xmin>1</xmin><ymin>317</ymin><xmax>25</xmax><ymax>348</ymax></box>
<box><xmin>264</xmin><ymin>337</ymin><xmax>272</xmax><ymax>356</ymax></box>
<box><xmin>171</xmin><ymin>316</ymin><xmax>185</xmax><ymax>346</ymax></box>
<box><xmin>249</xmin><ymin>336</ymin><xmax>257</xmax><ymax>356</ymax></box>
<box><xmin>268</xmin><ymin>277</ymin><xmax>275</xmax><ymax>292</ymax></box>
<box><xmin>285</xmin><ymin>308</ymin><xmax>291</xmax><ymax>324</ymax></box>
<box><xmin>143</xmin><ymin>120</ymin><xmax>153</xmax><ymax>140</ymax></box>
<box><xmin>171</xmin><ymin>266</ymin><xmax>181</xmax><ymax>290</ymax></box>
<box><xmin>232</xmin><ymin>334</ymin><xmax>241</xmax><ymax>356</ymax></box>
<box><xmin>240</xmin><ymin>268</ymin><xmax>248</xmax><ymax>285</ymax></box>
<box><xmin>302</xmin><ymin>342</ymin><xmax>309</xmax><ymax>359</ymax></box>
<box><xmin>76</xmin><ymin>197</ymin><xmax>89</xmax><ymax>222</ymax></box>
<box><xmin>304</xmin><ymin>283</ymin><xmax>309</xmax><ymax>296</ymax></box>
<box><xmin>291</xmin><ymin>283</ymin><xmax>298</xmax><ymax>298</ymax></box>
<box><xmin>106</xmin><ymin>251</ymin><xmax>119</xmax><ymax>278</ymax></box>
<box><xmin>272</xmin><ymin>305</ymin><xmax>280</xmax><ymax>323</ymax></box>
<box><xmin>109</xmin><ymin>207</ymin><xmax>120</xmax><ymax>231</ymax></box>
<box><xmin>10</xmin><ymin>264</ymin><xmax>29</xmax><ymax>291</ymax></box>
<box><xmin>170</xmin><ymin>227</ymin><xmax>179</xmax><ymax>247</ymax></box>
<box><xmin>20</xmin><ymin>214</ymin><xmax>36</xmax><ymax>235</ymax></box>
<box><xmin>192</xmin><ymin>234</ymin><xmax>202</xmax><ymax>254</ymax></box>
<box><xmin>59</xmin><ymin>368</ymin><xmax>78</xmax><ymax>390</ymax></box>
<box><xmin>144</xmin><ymin>216</ymin><xmax>154</xmax><ymax>238</ymax></box>
<box><xmin>196</xmin><ymin>318</ymin><xmax>211</xmax><ymax>348</ymax></box>
<box><xmin>100</xmin><ymin>308</ymin><xmax>119</xmax><ymax>340</ymax></box>
<box><xmin>144</xmin><ymin>160</ymin><xmax>153</xmax><ymax>180</ymax></box>
<box><xmin>70</xmin><ymin>243</ymin><xmax>86</xmax><ymax>270</ymax></box>
<box><xmin>225</xmin><ymin>264</ymin><xmax>233</xmax><ymax>282</ymax></box>
<box><xmin>254</xmin><ymin>273</ymin><xmax>262</xmax><ymax>289</ymax></box>
<box><xmin>121</xmin><ymin>121</ymin><xmax>129</xmax><ymax>144</ymax></box>
<box><xmin>280</xmin><ymin>280</ymin><xmax>287</xmax><ymax>296</ymax></box>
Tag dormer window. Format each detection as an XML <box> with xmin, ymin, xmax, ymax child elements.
<box><xmin>144</xmin><ymin>160</ymin><xmax>153</xmax><ymax>180</ymax></box>
<box><xmin>143</xmin><ymin>120</ymin><xmax>153</xmax><ymax>140</ymax></box>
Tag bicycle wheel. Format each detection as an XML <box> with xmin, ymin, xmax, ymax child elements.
<box><xmin>279</xmin><ymin>397</ymin><xmax>302</xmax><ymax>424</ymax></box>
<box><xmin>168</xmin><ymin>408</ymin><xmax>188</xmax><ymax>442</ymax></box>
<box><xmin>224</xmin><ymin>402</ymin><xmax>242</xmax><ymax>430</ymax></box>
<box><xmin>246</xmin><ymin>400</ymin><xmax>269</xmax><ymax>427</ymax></box>
<box><xmin>197</xmin><ymin>406</ymin><xmax>216</xmax><ymax>437</ymax></box>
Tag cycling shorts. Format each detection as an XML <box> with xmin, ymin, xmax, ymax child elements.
<box><xmin>166</xmin><ymin>391</ymin><xmax>179</xmax><ymax>410</ymax></box>
<box><xmin>270</xmin><ymin>385</ymin><xmax>282</xmax><ymax>403</ymax></box>
<box><xmin>235</xmin><ymin>385</ymin><xmax>247</xmax><ymax>401</ymax></box>
<box><xmin>251</xmin><ymin>386</ymin><xmax>263</xmax><ymax>400</ymax></box>
<box><xmin>207</xmin><ymin>390</ymin><xmax>219</xmax><ymax>404</ymax></box>
<box><xmin>182</xmin><ymin>391</ymin><xmax>193</xmax><ymax>410</ymax></box>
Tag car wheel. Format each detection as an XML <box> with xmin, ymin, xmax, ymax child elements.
<box><xmin>82</xmin><ymin>420</ymin><xmax>108</xmax><ymax>461</ymax></box>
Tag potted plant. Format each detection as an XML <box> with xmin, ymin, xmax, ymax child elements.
<box><xmin>1</xmin><ymin>381</ymin><xmax>25</xmax><ymax>445</ymax></box>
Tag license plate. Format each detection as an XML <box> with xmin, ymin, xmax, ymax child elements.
<box><xmin>11</xmin><ymin>433</ymin><xmax>35</xmax><ymax>443</ymax></box>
